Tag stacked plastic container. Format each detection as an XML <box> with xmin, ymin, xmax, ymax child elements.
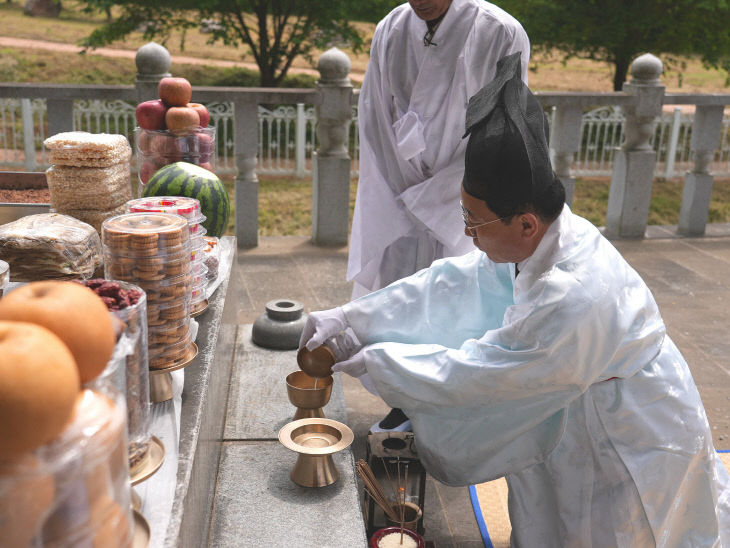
<box><xmin>126</xmin><ymin>197</ymin><xmax>208</xmax><ymax>315</ymax></box>
<box><xmin>101</xmin><ymin>213</ymin><xmax>193</xmax><ymax>370</ymax></box>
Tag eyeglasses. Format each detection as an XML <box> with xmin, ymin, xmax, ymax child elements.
<box><xmin>460</xmin><ymin>201</ymin><xmax>506</xmax><ymax>237</ymax></box>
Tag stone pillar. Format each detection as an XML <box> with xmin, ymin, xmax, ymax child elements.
<box><xmin>312</xmin><ymin>48</ymin><xmax>353</xmax><ymax>246</ymax></box>
<box><xmin>135</xmin><ymin>42</ymin><xmax>171</xmax><ymax>103</ymax></box>
<box><xmin>234</xmin><ymin>98</ymin><xmax>259</xmax><ymax>248</ymax></box>
<box><xmin>678</xmin><ymin>105</ymin><xmax>725</xmax><ymax>236</ymax></box>
<box><xmin>46</xmin><ymin>99</ymin><xmax>74</xmax><ymax>136</ymax></box>
<box><xmin>550</xmin><ymin>105</ymin><xmax>583</xmax><ymax>205</ymax></box>
<box><xmin>605</xmin><ymin>54</ymin><xmax>665</xmax><ymax>239</ymax></box>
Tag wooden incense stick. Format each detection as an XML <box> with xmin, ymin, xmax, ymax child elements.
<box><xmin>355</xmin><ymin>460</ymin><xmax>401</xmax><ymax>522</ymax></box>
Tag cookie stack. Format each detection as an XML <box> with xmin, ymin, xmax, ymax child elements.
<box><xmin>125</xmin><ymin>196</ymin><xmax>208</xmax><ymax>314</ymax></box>
<box><xmin>44</xmin><ymin>132</ymin><xmax>133</xmax><ymax>232</ymax></box>
<box><xmin>101</xmin><ymin>213</ymin><xmax>193</xmax><ymax>370</ymax></box>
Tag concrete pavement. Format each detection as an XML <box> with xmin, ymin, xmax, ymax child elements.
<box><xmin>221</xmin><ymin>224</ymin><xmax>730</xmax><ymax>547</ymax></box>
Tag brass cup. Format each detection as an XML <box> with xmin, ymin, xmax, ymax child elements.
<box><xmin>385</xmin><ymin>501</ymin><xmax>423</xmax><ymax>532</ymax></box>
<box><xmin>285</xmin><ymin>371</ymin><xmax>333</xmax><ymax>420</ymax></box>
<box><xmin>297</xmin><ymin>345</ymin><xmax>336</xmax><ymax>378</ymax></box>
<box><xmin>278</xmin><ymin>418</ymin><xmax>354</xmax><ymax>488</ymax></box>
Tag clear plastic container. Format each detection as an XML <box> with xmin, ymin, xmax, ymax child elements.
<box><xmin>102</xmin><ymin>212</ymin><xmax>191</xmax><ymax>256</ymax></box>
<box><xmin>202</xmin><ymin>236</ymin><xmax>220</xmax><ymax>283</ymax></box>
<box><xmin>135</xmin><ymin>127</ymin><xmax>216</xmax><ymax>186</ymax></box>
<box><xmin>0</xmin><ymin>387</ymin><xmax>134</xmax><ymax>547</ymax></box>
<box><xmin>84</xmin><ymin>279</ymin><xmax>151</xmax><ymax>473</ymax></box>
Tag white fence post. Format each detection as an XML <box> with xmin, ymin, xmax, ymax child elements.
<box><xmin>664</xmin><ymin>107</ymin><xmax>682</xmax><ymax>178</ymax></box>
<box><xmin>295</xmin><ymin>103</ymin><xmax>306</xmax><ymax>177</ymax></box>
<box><xmin>21</xmin><ymin>98</ymin><xmax>36</xmax><ymax>171</ymax></box>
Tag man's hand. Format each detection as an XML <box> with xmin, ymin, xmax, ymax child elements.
<box><xmin>332</xmin><ymin>348</ymin><xmax>367</xmax><ymax>378</ymax></box>
<box><xmin>298</xmin><ymin>307</ymin><xmax>348</xmax><ymax>351</ymax></box>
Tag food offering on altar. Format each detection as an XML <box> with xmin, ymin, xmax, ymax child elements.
<box><xmin>101</xmin><ymin>212</ymin><xmax>195</xmax><ymax>371</ymax></box>
<box><xmin>125</xmin><ymin>197</ymin><xmax>208</xmax><ymax>316</ymax></box>
<box><xmin>0</xmin><ymin>281</ymin><xmax>146</xmax><ymax>547</ymax></box>
<box><xmin>0</xmin><ymin>213</ymin><xmax>102</xmax><ymax>282</ymax></box>
<box><xmin>135</xmin><ymin>76</ymin><xmax>215</xmax><ymax>187</ymax></box>
<box><xmin>43</xmin><ymin>131</ymin><xmax>133</xmax><ymax>232</ymax></box>
<box><xmin>79</xmin><ymin>278</ymin><xmax>159</xmax><ymax>478</ymax></box>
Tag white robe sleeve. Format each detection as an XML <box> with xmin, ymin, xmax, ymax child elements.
<box><xmin>343</xmin><ymin>247</ymin><xmax>666</xmax><ymax>485</ymax></box>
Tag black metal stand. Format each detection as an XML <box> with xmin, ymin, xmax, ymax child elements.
<box><xmin>363</xmin><ymin>431</ymin><xmax>427</xmax><ymax>536</ymax></box>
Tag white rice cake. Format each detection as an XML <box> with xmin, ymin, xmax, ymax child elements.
<box><xmin>44</xmin><ymin>131</ymin><xmax>132</xmax><ymax>167</ymax></box>
<box><xmin>46</xmin><ymin>163</ymin><xmax>132</xmax><ymax>210</ymax></box>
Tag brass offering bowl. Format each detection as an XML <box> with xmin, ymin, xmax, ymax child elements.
<box><xmin>278</xmin><ymin>418</ymin><xmax>354</xmax><ymax>487</ymax></box>
<box><xmin>285</xmin><ymin>370</ymin><xmax>333</xmax><ymax>420</ymax></box>
<box><xmin>297</xmin><ymin>344</ymin><xmax>336</xmax><ymax>378</ymax></box>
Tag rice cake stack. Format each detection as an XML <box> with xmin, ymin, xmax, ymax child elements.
<box><xmin>44</xmin><ymin>132</ymin><xmax>133</xmax><ymax>232</ymax></box>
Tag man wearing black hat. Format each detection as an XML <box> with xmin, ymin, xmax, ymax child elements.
<box><xmin>300</xmin><ymin>53</ymin><xmax>729</xmax><ymax>545</ymax></box>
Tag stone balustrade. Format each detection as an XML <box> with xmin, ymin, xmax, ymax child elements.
<box><xmin>1</xmin><ymin>43</ymin><xmax>728</xmax><ymax>244</ymax></box>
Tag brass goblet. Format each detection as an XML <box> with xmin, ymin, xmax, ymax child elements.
<box><xmin>278</xmin><ymin>418</ymin><xmax>354</xmax><ymax>487</ymax></box>
<box><xmin>285</xmin><ymin>370</ymin><xmax>333</xmax><ymax>420</ymax></box>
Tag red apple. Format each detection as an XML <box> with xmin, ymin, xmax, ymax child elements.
<box><xmin>152</xmin><ymin>134</ymin><xmax>185</xmax><ymax>161</ymax></box>
<box><xmin>199</xmin><ymin>161</ymin><xmax>213</xmax><ymax>172</ymax></box>
<box><xmin>139</xmin><ymin>159</ymin><xmax>161</xmax><ymax>184</ymax></box>
<box><xmin>158</xmin><ymin>77</ymin><xmax>192</xmax><ymax>107</ymax></box>
<box><xmin>136</xmin><ymin>129</ymin><xmax>157</xmax><ymax>154</ymax></box>
<box><xmin>165</xmin><ymin>107</ymin><xmax>200</xmax><ymax>136</ymax></box>
<box><xmin>135</xmin><ymin>99</ymin><xmax>167</xmax><ymax>130</ymax></box>
<box><xmin>187</xmin><ymin>103</ymin><xmax>209</xmax><ymax>127</ymax></box>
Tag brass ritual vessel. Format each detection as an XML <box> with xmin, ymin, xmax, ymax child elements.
<box><xmin>296</xmin><ymin>344</ymin><xmax>336</xmax><ymax>378</ymax></box>
<box><xmin>148</xmin><ymin>342</ymin><xmax>198</xmax><ymax>402</ymax></box>
<box><xmin>279</xmin><ymin>418</ymin><xmax>354</xmax><ymax>487</ymax></box>
<box><xmin>286</xmin><ymin>370</ymin><xmax>333</xmax><ymax>420</ymax></box>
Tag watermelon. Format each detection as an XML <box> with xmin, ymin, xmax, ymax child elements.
<box><xmin>143</xmin><ymin>162</ymin><xmax>230</xmax><ymax>237</ymax></box>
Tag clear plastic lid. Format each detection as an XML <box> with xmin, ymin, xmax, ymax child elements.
<box><xmin>102</xmin><ymin>212</ymin><xmax>190</xmax><ymax>250</ymax></box>
<box><xmin>126</xmin><ymin>196</ymin><xmax>204</xmax><ymax>223</ymax></box>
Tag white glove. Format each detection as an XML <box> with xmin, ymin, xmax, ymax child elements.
<box><xmin>326</xmin><ymin>328</ymin><xmax>361</xmax><ymax>362</ymax></box>
<box><xmin>299</xmin><ymin>306</ymin><xmax>347</xmax><ymax>351</ymax></box>
<box><xmin>332</xmin><ymin>348</ymin><xmax>367</xmax><ymax>378</ymax></box>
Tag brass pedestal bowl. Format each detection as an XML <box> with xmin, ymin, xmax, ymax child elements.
<box><xmin>278</xmin><ymin>418</ymin><xmax>354</xmax><ymax>487</ymax></box>
<box><xmin>285</xmin><ymin>370</ymin><xmax>333</xmax><ymax>420</ymax></box>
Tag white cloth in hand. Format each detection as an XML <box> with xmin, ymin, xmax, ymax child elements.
<box><xmin>299</xmin><ymin>306</ymin><xmax>347</xmax><ymax>351</ymax></box>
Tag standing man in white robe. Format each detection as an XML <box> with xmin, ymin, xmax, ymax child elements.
<box><xmin>348</xmin><ymin>0</ymin><xmax>530</xmax><ymax>300</ymax></box>
<box><xmin>301</xmin><ymin>54</ymin><xmax>730</xmax><ymax>546</ymax></box>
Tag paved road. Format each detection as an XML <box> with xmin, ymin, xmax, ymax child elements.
<box><xmin>0</xmin><ymin>36</ymin><xmax>365</xmax><ymax>83</ymax></box>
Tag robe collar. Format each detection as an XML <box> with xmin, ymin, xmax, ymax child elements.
<box><xmin>512</xmin><ymin>204</ymin><xmax>580</xmax><ymax>300</ymax></box>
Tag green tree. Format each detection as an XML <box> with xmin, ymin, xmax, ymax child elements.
<box><xmin>79</xmin><ymin>0</ymin><xmax>386</xmax><ymax>87</ymax></box>
<box><xmin>498</xmin><ymin>0</ymin><xmax>730</xmax><ymax>90</ymax></box>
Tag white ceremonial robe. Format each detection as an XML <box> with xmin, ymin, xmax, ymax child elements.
<box><xmin>348</xmin><ymin>0</ymin><xmax>530</xmax><ymax>298</ymax></box>
<box><xmin>341</xmin><ymin>206</ymin><xmax>730</xmax><ymax>547</ymax></box>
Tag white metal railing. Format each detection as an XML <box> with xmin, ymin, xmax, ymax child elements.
<box><xmin>0</xmin><ymin>98</ymin><xmax>727</xmax><ymax>179</ymax></box>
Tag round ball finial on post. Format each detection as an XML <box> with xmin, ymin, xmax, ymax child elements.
<box><xmin>317</xmin><ymin>47</ymin><xmax>351</xmax><ymax>85</ymax></box>
<box><xmin>136</xmin><ymin>42</ymin><xmax>172</xmax><ymax>78</ymax></box>
<box><xmin>630</xmin><ymin>53</ymin><xmax>663</xmax><ymax>84</ymax></box>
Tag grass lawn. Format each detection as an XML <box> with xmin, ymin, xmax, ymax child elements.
<box><xmin>227</xmin><ymin>175</ymin><xmax>730</xmax><ymax>237</ymax></box>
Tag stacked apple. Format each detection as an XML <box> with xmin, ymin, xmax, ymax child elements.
<box><xmin>135</xmin><ymin>77</ymin><xmax>215</xmax><ymax>184</ymax></box>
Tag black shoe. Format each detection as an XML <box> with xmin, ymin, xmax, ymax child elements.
<box><xmin>369</xmin><ymin>408</ymin><xmax>412</xmax><ymax>433</ymax></box>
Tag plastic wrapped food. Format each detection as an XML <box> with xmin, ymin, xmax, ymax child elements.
<box><xmin>135</xmin><ymin>127</ymin><xmax>216</xmax><ymax>186</ymax></box>
<box><xmin>46</xmin><ymin>163</ymin><xmax>132</xmax><ymax>211</ymax></box>
<box><xmin>44</xmin><ymin>132</ymin><xmax>132</xmax><ymax>168</ymax></box>
<box><xmin>0</xmin><ymin>388</ymin><xmax>134</xmax><ymax>548</ymax></box>
<box><xmin>0</xmin><ymin>213</ymin><xmax>102</xmax><ymax>282</ymax></box>
<box><xmin>202</xmin><ymin>236</ymin><xmax>220</xmax><ymax>283</ymax></box>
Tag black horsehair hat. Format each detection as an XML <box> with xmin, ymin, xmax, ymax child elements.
<box><xmin>462</xmin><ymin>52</ymin><xmax>553</xmax><ymax>209</ymax></box>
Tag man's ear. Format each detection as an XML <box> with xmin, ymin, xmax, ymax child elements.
<box><xmin>520</xmin><ymin>213</ymin><xmax>539</xmax><ymax>238</ymax></box>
